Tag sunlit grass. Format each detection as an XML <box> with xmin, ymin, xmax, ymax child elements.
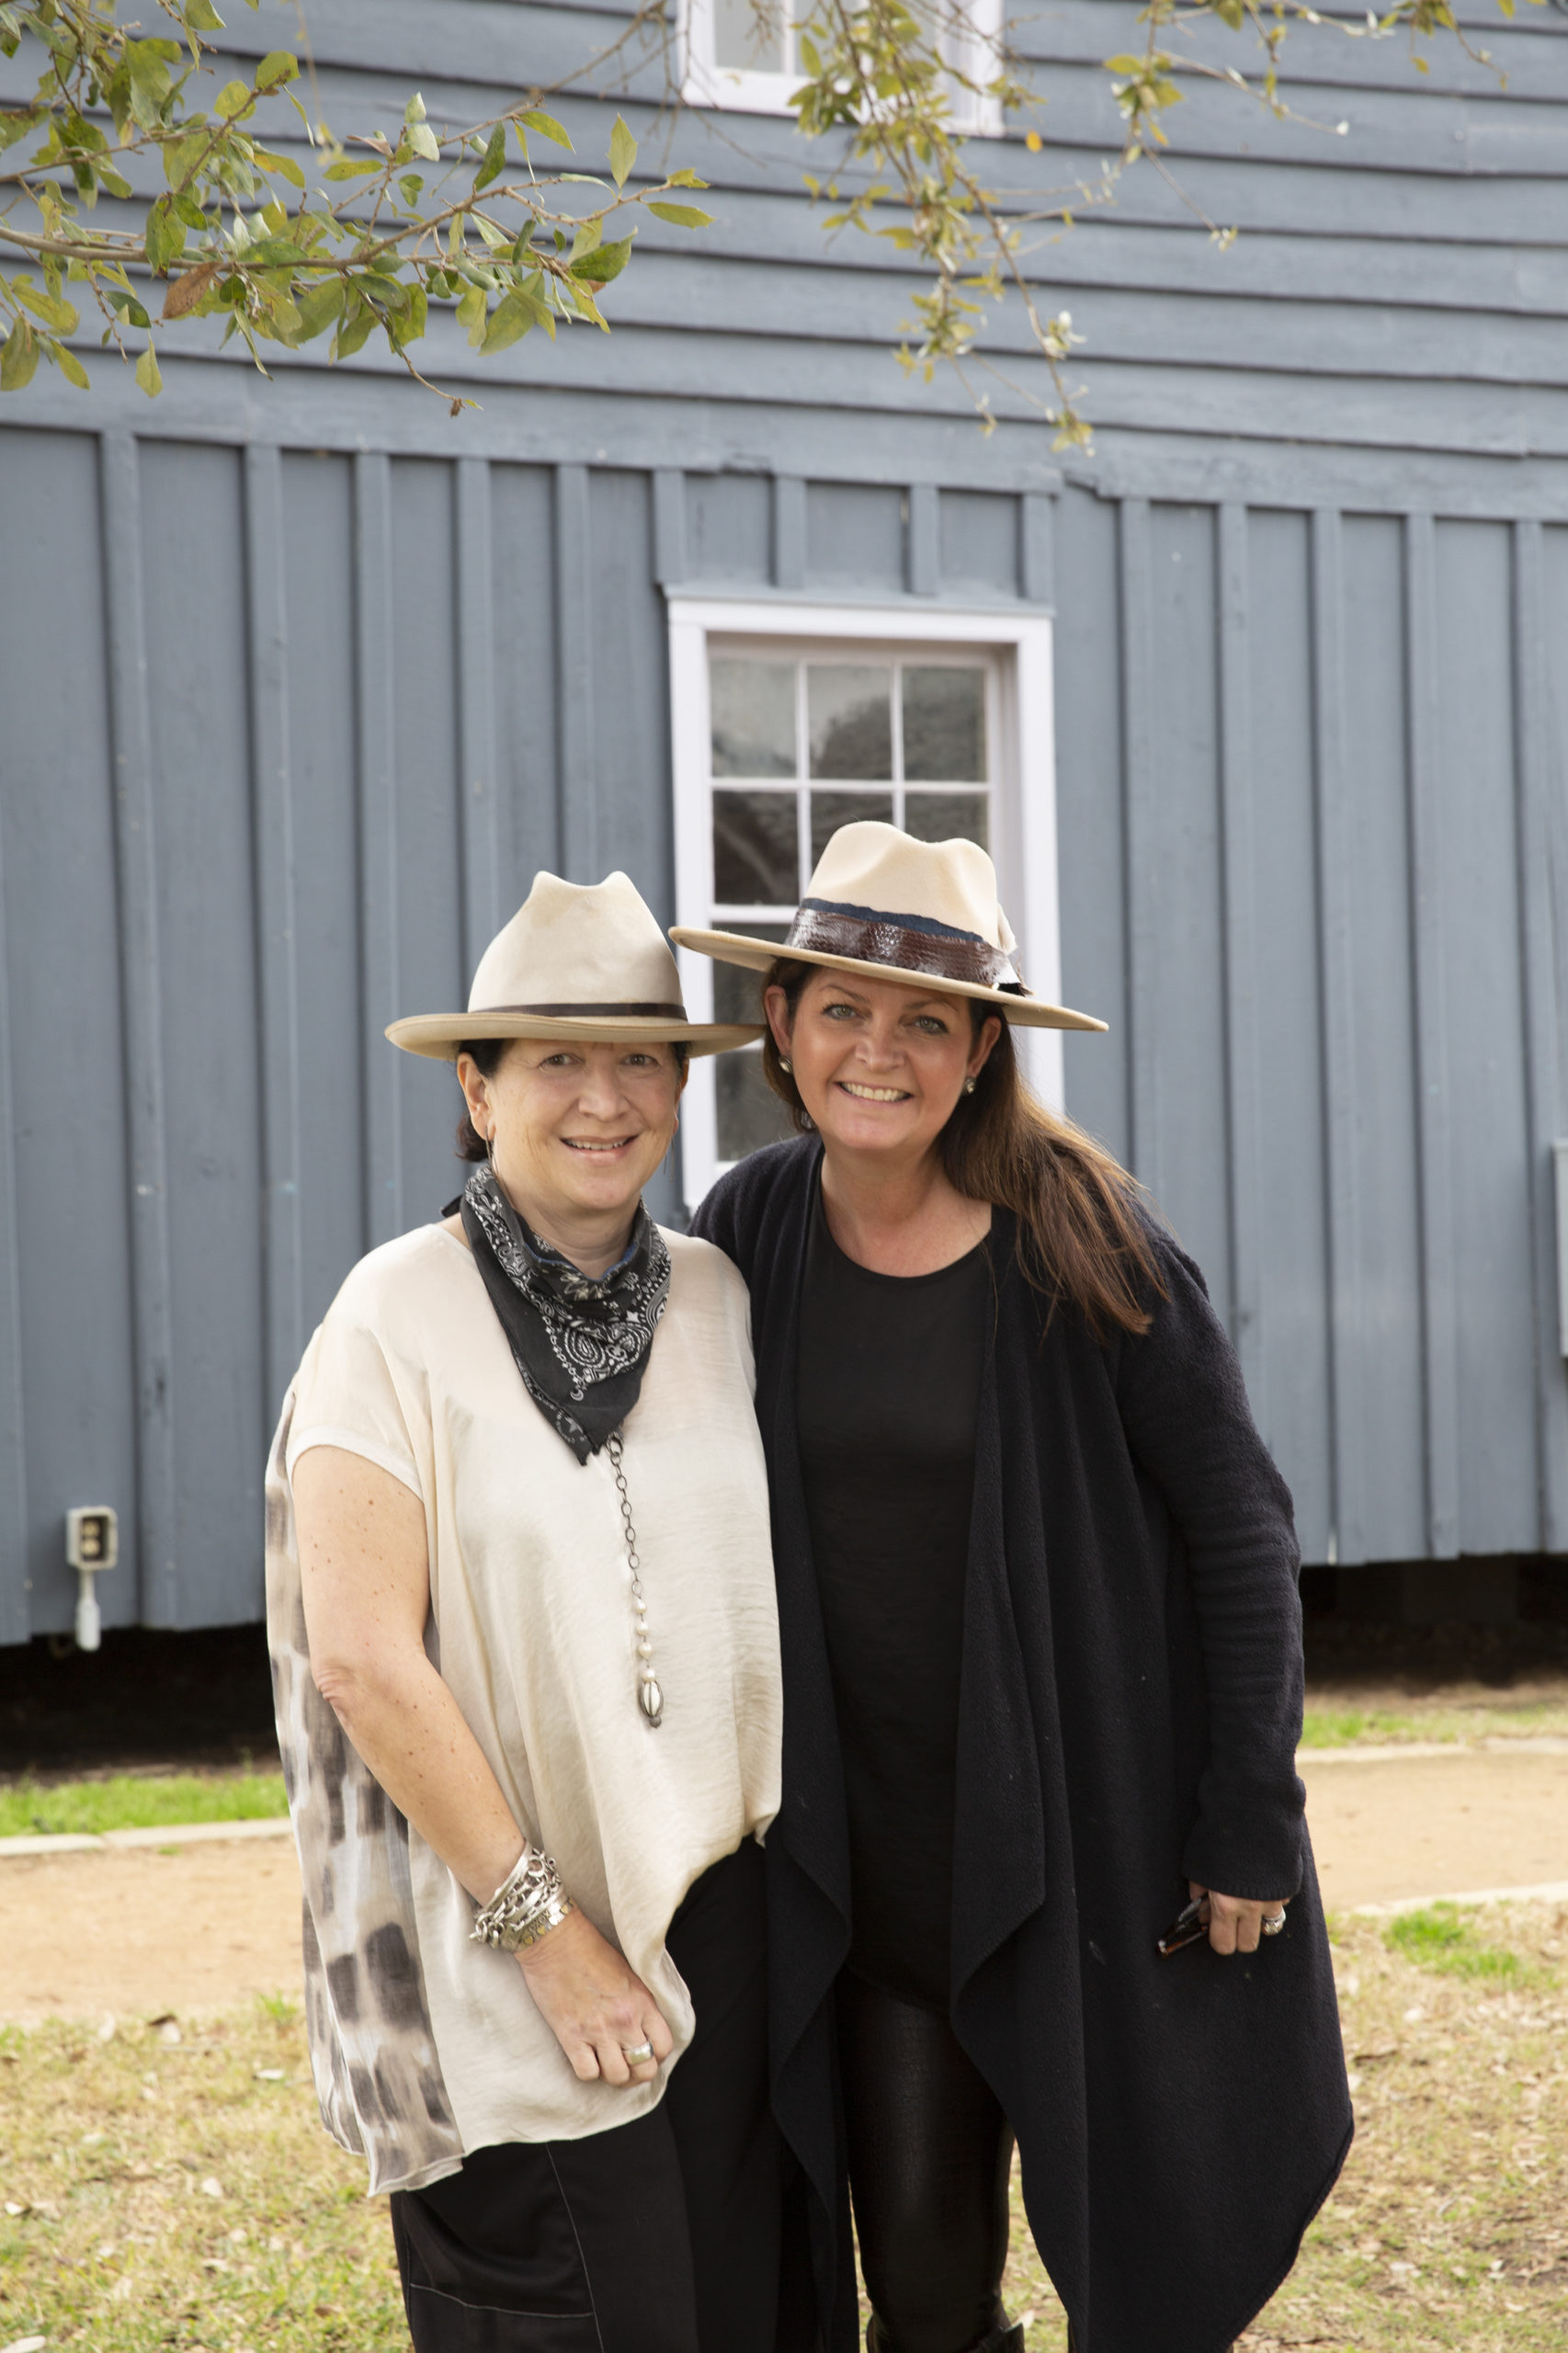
<box><xmin>1</xmin><ymin>1915</ymin><xmax>1563</xmax><ymax>2350</ymax></box>
<box><xmin>0</xmin><ymin>1771</ymin><xmax>289</xmax><ymax>1841</ymax></box>
<box><xmin>1386</xmin><ymin>1904</ymin><xmax>1541</xmax><ymax>1985</ymax></box>
<box><xmin>1301</xmin><ymin>1691</ymin><xmax>1568</xmax><ymax>1750</ymax></box>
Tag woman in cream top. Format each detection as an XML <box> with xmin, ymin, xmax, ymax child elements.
<box><xmin>265</xmin><ymin>872</ymin><xmax>785</xmax><ymax>2353</ymax></box>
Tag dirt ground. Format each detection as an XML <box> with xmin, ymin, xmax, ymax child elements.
<box><xmin>5</xmin><ymin>1739</ymin><xmax>1568</xmax><ymax>2024</ymax></box>
<box><xmin>0</xmin><ymin>1839</ymin><xmax>303</xmax><ymax>2026</ymax></box>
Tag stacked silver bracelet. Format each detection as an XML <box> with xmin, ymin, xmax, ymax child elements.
<box><xmin>470</xmin><ymin>1846</ymin><xmax>576</xmax><ymax>1952</ymax></box>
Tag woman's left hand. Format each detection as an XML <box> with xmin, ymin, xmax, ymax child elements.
<box><xmin>1189</xmin><ymin>1881</ymin><xmax>1289</xmax><ymax>1956</ymax></box>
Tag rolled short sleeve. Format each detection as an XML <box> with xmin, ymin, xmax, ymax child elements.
<box><xmin>286</xmin><ymin>1315</ymin><xmax>424</xmax><ymax>1499</ymax></box>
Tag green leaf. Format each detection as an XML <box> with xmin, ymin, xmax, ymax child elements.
<box><xmin>52</xmin><ymin>339</ymin><xmax>89</xmax><ymax>389</ymax></box>
<box><xmin>144</xmin><ymin>198</ymin><xmax>187</xmax><ymax>273</ymax></box>
<box><xmin>482</xmin><ymin>289</ymin><xmax>538</xmax><ymax>353</ymax></box>
<box><xmin>256</xmin><ymin>51</ymin><xmax>298</xmax><ymax>90</ymax></box>
<box><xmin>473</xmin><ymin>213</ymin><xmax>509</xmax><ymax>251</ymax></box>
<box><xmin>0</xmin><ymin>108</ymin><xmax>41</xmax><ymax>154</ymax></box>
<box><xmin>475</xmin><ymin>123</ymin><xmax>506</xmax><ymax>192</ymax></box>
<box><xmin>387</xmin><ymin>280</ymin><xmax>426</xmax><ymax>348</ymax></box>
<box><xmin>404</xmin><ymin>91</ymin><xmax>428</xmax><ymax>122</ymax></box>
<box><xmin>289</xmin><ymin>275</ymin><xmax>344</xmax><ymax>342</ymax></box>
<box><xmin>256</xmin><ymin>147</ymin><xmax>306</xmax><ymax>188</ymax></box>
<box><xmin>108</xmin><ymin>290</ymin><xmax>153</xmax><ymax>330</ymax></box>
<box><xmin>456</xmin><ymin>283</ymin><xmax>487</xmax><ymax>340</ymax></box>
<box><xmin>15</xmin><ymin>279</ymin><xmax>78</xmax><ymax>333</ymax></box>
<box><xmin>646</xmin><ymin>201</ymin><xmax>712</xmax><ymax>228</ymax></box>
<box><xmin>399</xmin><ymin>172</ymin><xmax>424</xmax><ymax>207</ymax></box>
<box><xmin>98</xmin><ymin>168</ymin><xmax>134</xmax><ymax>201</ymax></box>
<box><xmin>163</xmin><ymin>131</ymin><xmax>207</xmax><ymax>187</ymax></box>
<box><xmin>135</xmin><ymin>342</ymin><xmax>163</xmax><ymax>396</ymax></box>
<box><xmin>0</xmin><ymin>317</ymin><xmax>38</xmax><ymax>392</ymax></box>
<box><xmin>608</xmin><ymin>112</ymin><xmax>636</xmax><ymax>190</ymax></box>
<box><xmin>184</xmin><ymin>0</ymin><xmax>225</xmax><ymax>28</ymax></box>
<box><xmin>666</xmin><ymin>166</ymin><xmax>708</xmax><ymax>188</ymax></box>
<box><xmin>215</xmin><ymin>79</ymin><xmax>254</xmax><ymax>119</ymax></box>
<box><xmin>241</xmin><ymin>237</ymin><xmax>308</xmax><ymax>267</ymax></box>
<box><xmin>324</xmin><ymin>158</ymin><xmax>381</xmax><ymax>179</ymax></box>
<box><xmin>570</xmin><ymin>232</ymin><xmax>633</xmax><ymax>284</ymax></box>
<box><xmin>519</xmin><ymin>108</ymin><xmax>572</xmax><ymax>150</ymax></box>
<box><xmin>173</xmin><ymin>193</ymin><xmax>209</xmax><ymax>230</ymax></box>
<box><xmin>406</xmin><ymin>121</ymin><xmax>440</xmax><ymax>163</ymax></box>
<box><xmin>569</xmin><ymin>215</ymin><xmax>603</xmax><ymax>262</ymax></box>
<box><xmin>332</xmin><ymin>301</ymin><xmax>377</xmax><ymax>359</ymax></box>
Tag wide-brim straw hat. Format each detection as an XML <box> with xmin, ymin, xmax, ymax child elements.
<box><xmin>387</xmin><ymin>870</ymin><xmax>764</xmax><ymax>1060</ymax></box>
<box><xmin>671</xmin><ymin>823</ymin><xmax>1107</xmax><ymax>1033</ymax></box>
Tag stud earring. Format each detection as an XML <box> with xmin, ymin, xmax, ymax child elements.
<box><xmin>778</xmin><ymin>1056</ymin><xmax>792</xmax><ymax>1074</ymax></box>
<box><xmin>963</xmin><ymin>1075</ymin><xmax>978</xmax><ymax>1096</ymax></box>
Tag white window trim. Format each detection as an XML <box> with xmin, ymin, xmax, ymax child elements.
<box><xmin>668</xmin><ymin>595</ymin><xmax>1062</xmax><ymax>1211</ymax></box>
<box><xmin>678</xmin><ymin>0</ymin><xmax>1004</xmax><ymax>135</ymax></box>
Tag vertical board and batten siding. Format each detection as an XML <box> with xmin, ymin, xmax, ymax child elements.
<box><xmin>3</xmin><ymin>0</ymin><xmax>1568</xmax><ymax>1636</ymax></box>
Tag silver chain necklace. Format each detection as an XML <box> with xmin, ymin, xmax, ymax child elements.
<box><xmin>606</xmin><ymin>1432</ymin><xmax>663</xmax><ymax>1726</ymax></box>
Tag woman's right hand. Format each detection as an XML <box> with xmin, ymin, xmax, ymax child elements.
<box><xmin>517</xmin><ymin>1909</ymin><xmax>674</xmax><ymax>2086</ymax></box>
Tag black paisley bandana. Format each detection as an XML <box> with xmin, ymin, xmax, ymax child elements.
<box><xmin>459</xmin><ymin>1165</ymin><xmax>671</xmax><ymax>1464</ymax></box>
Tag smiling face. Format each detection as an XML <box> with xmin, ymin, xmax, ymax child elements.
<box><xmin>766</xmin><ymin>967</ymin><xmax>1000</xmax><ymax>1169</ymax></box>
<box><xmin>457</xmin><ymin>1038</ymin><xmax>686</xmax><ymax>1246</ymax></box>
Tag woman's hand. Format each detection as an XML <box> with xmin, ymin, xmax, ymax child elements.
<box><xmin>517</xmin><ymin>1909</ymin><xmax>675</xmax><ymax>2086</ymax></box>
<box><xmin>1188</xmin><ymin>1881</ymin><xmax>1290</xmax><ymax>1956</ymax></box>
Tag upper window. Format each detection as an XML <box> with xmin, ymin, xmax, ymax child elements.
<box><xmin>681</xmin><ymin>0</ymin><xmax>1004</xmax><ymax>133</ymax></box>
<box><xmin>707</xmin><ymin>647</ymin><xmax>997</xmax><ymax>1165</ymax></box>
<box><xmin>666</xmin><ymin>596</ymin><xmax>1062</xmax><ymax>1211</ymax></box>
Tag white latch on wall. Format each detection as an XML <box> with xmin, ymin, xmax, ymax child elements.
<box><xmin>65</xmin><ymin>1506</ymin><xmax>118</xmax><ymax>1651</ymax></box>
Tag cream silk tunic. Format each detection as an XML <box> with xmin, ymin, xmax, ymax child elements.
<box><xmin>265</xmin><ymin>1222</ymin><xmax>782</xmax><ymax>2195</ymax></box>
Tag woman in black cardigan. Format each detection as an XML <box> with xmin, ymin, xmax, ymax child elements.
<box><xmin>674</xmin><ymin>824</ymin><xmax>1351</xmax><ymax>2353</ymax></box>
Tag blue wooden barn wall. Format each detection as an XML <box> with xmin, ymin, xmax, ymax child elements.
<box><xmin>2</xmin><ymin>0</ymin><xmax>1567</xmax><ymax>1638</ymax></box>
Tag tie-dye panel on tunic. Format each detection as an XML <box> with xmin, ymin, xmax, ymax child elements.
<box><xmin>264</xmin><ymin>1393</ymin><xmax>464</xmax><ymax>2196</ymax></box>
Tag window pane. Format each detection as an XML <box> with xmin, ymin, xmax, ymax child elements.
<box><xmin>711</xmin><ymin>923</ymin><xmax>790</xmax><ymax>1025</ymax></box>
<box><xmin>811</xmin><ymin>790</ymin><xmax>894</xmax><ymax>870</ymax></box>
<box><xmin>713</xmin><ymin>790</ymin><xmax>798</xmax><ymax>904</ymax></box>
<box><xmin>808</xmin><ymin>665</ymin><xmax>892</xmax><ymax>780</ymax></box>
<box><xmin>903</xmin><ymin>790</ymin><xmax>989</xmax><ymax>851</ymax></box>
<box><xmin>902</xmin><ymin>666</ymin><xmax>985</xmax><ymax>782</ymax></box>
<box><xmin>718</xmin><ymin>1049</ymin><xmax>796</xmax><ymax>1161</ymax></box>
<box><xmin>712</xmin><ymin>0</ymin><xmax>788</xmax><ymax>71</ymax></box>
<box><xmin>710</xmin><ymin>658</ymin><xmax>796</xmax><ymax>779</ymax></box>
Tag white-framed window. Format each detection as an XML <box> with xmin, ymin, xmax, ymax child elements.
<box><xmin>667</xmin><ymin>597</ymin><xmax>1062</xmax><ymax>1209</ymax></box>
<box><xmin>680</xmin><ymin>0</ymin><xmax>1004</xmax><ymax>135</ymax></box>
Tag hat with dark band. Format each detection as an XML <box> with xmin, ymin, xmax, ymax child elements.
<box><xmin>387</xmin><ymin>870</ymin><xmax>765</xmax><ymax>1060</ymax></box>
<box><xmin>671</xmin><ymin>822</ymin><xmax>1107</xmax><ymax>1033</ymax></box>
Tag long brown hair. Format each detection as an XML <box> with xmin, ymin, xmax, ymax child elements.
<box><xmin>761</xmin><ymin>961</ymin><xmax>1163</xmax><ymax>1336</ymax></box>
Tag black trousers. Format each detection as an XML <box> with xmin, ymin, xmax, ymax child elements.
<box><xmin>837</xmin><ymin>1972</ymin><xmax>1016</xmax><ymax>2353</ymax></box>
<box><xmin>390</xmin><ymin>1840</ymin><xmax>779</xmax><ymax>2353</ymax></box>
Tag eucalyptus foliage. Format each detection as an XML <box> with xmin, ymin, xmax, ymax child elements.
<box><xmin>0</xmin><ymin>0</ymin><xmax>712</xmax><ymax>404</ymax></box>
<box><xmin>0</xmin><ymin>0</ymin><xmax>1538</xmax><ymax>439</ymax></box>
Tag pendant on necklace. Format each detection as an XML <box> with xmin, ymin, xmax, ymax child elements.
<box><xmin>639</xmin><ymin>1675</ymin><xmax>664</xmax><ymax>1727</ymax></box>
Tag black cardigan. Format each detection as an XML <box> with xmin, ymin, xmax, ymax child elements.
<box><xmin>691</xmin><ymin>1139</ymin><xmax>1352</xmax><ymax>2353</ymax></box>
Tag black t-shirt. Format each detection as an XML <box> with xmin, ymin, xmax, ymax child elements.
<box><xmin>796</xmin><ymin>1184</ymin><xmax>991</xmax><ymax>2009</ymax></box>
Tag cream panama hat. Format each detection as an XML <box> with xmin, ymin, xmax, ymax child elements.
<box><xmin>671</xmin><ymin>822</ymin><xmax>1107</xmax><ymax>1033</ymax></box>
<box><xmin>387</xmin><ymin>870</ymin><xmax>765</xmax><ymax>1059</ymax></box>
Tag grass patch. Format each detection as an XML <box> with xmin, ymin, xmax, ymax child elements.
<box><xmin>1</xmin><ymin>1911</ymin><xmax>1563</xmax><ymax>2351</ymax></box>
<box><xmin>1301</xmin><ymin>1687</ymin><xmax>1568</xmax><ymax>1750</ymax></box>
<box><xmin>1000</xmin><ymin>1905</ymin><xmax>1568</xmax><ymax>2348</ymax></box>
<box><xmin>1386</xmin><ymin>1904</ymin><xmax>1538</xmax><ymax>1984</ymax></box>
<box><xmin>0</xmin><ymin>2001</ymin><xmax>405</xmax><ymax>2351</ymax></box>
<box><xmin>1301</xmin><ymin>1708</ymin><xmax>1441</xmax><ymax>1748</ymax></box>
<box><xmin>0</xmin><ymin>1770</ymin><xmax>288</xmax><ymax>1841</ymax></box>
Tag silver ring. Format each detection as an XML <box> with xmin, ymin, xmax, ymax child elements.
<box><xmin>1260</xmin><ymin>1910</ymin><xmax>1288</xmax><ymax>1937</ymax></box>
<box><xmin>621</xmin><ymin>2040</ymin><xmax>655</xmax><ymax>2065</ymax></box>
